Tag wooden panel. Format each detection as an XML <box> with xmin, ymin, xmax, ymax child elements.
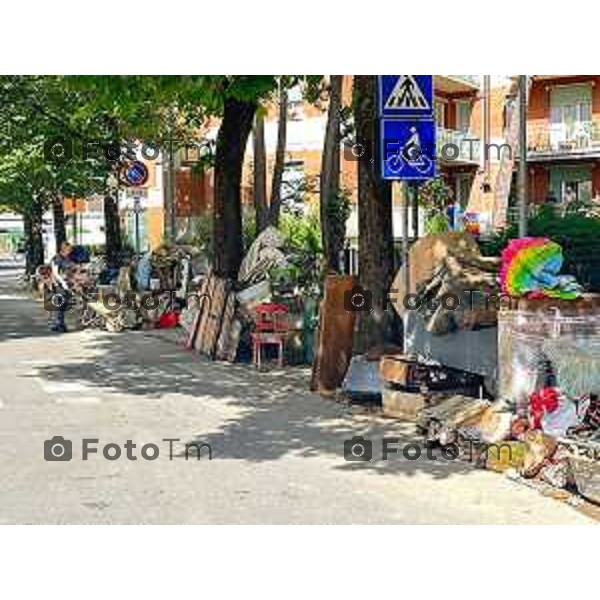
<box><xmin>382</xmin><ymin>389</ymin><xmax>427</xmax><ymax>421</ymax></box>
<box><xmin>379</xmin><ymin>355</ymin><xmax>411</xmax><ymax>386</ymax></box>
<box><xmin>194</xmin><ymin>274</ymin><xmax>217</xmax><ymax>352</ymax></box>
<box><xmin>215</xmin><ymin>291</ymin><xmax>236</xmax><ymax>361</ymax></box>
<box><xmin>310</xmin><ymin>275</ymin><xmax>357</xmax><ymax>393</ymax></box>
<box><xmin>185</xmin><ymin>274</ymin><xmax>210</xmax><ymax>350</ymax></box>
<box><xmin>200</xmin><ymin>277</ymin><xmax>227</xmax><ymax>357</ymax></box>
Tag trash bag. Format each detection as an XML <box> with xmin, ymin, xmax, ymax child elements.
<box><xmin>541</xmin><ymin>398</ymin><xmax>579</xmax><ymax>438</ymax></box>
<box><xmin>70</xmin><ymin>245</ymin><xmax>90</xmax><ymax>264</ymax></box>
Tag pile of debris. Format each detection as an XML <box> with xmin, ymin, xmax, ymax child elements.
<box><xmin>180</xmin><ymin>227</ymin><xmax>289</xmax><ymax>363</ymax></box>
<box><xmin>375</xmin><ymin>340</ymin><xmax>600</xmax><ymax>504</ymax></box>
<box><xmin>390</xmin><ymin>232</ymin><xmax>500</xmax><ymax>335</ymax></box>
<box><xmin>379</xmin><ymin>354</ymin><xmax>484</xmax><ymax>420</ymax></box>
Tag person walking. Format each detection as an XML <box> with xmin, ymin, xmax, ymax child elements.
<box><xmin>50</xmin><ymin>241</ymin><xmax>73</xmax><ymax>333</ymax></box>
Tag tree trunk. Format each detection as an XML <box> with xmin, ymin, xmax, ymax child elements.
<box><xmin>103</xmin><ymin>192</ymin><xmax>122</xmax><ymax>267</ymax></box>
<box><xmin>320</xmin><ymin>75</ymin><xmax>343</xmax><ymax>271</ymax></box>
<box><xmin>52</xmin><ymin>195</ymin><xmax>67</xmax><ymax>251</ymax></box>
<box><xmin>24</xmin><ymin>202</ymin><xmax>45</xmax><ymax>275</ymax></box>
<box><xmin>23</xmin><ymin>212</ymin><xmax>33</xmax><ymax>275</ymax></box>
<box><xmin>269</xmin><ymin>84</ymin><xmax>288</xmax><ymax>227</ymax></box>
<box><xmin>352</xmin><ymin>75</ymin><xmax>395</xmax><ymax>352</ymax></box>
<box><xmin>253</xmin><ymin>110</ymin><xmax>269</xmax><ymax>234</ymax></box>
<box><xmin>213</xmin><ymin>97</ymin><xmax>257</xmax><ymax>278</ymax></box>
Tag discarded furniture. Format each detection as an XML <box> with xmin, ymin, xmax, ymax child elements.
<box><xmin>186</xmin><ymin>272</ymin><xmax>239</xmax><ymax>361</ymax></box>
<box><xmin>251</xmin><ymin>303</ymin><xmax>289</xmax><ymax>368</ymax></box>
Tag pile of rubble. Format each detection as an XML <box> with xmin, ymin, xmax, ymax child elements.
<box><xmin>376</xmin><ymin>348</ymin><xmax>600</xmax><ymax>504</ymax></box>
<box><xmin>180</xmin><ymin>227</ymin><xmax>289</xmax><ymax>362</ymax></box>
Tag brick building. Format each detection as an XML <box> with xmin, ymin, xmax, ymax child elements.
<box><xmin>171</xmin><ymin>76</ymin><xmax>520</xmax><ymax>241</ymax></box>
<box><xmin>527</xmin><ymin>75</ymin><xmax>600</xmax><ymax>205</ymax></box>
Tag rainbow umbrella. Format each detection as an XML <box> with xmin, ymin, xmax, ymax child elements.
<box><xmin>500</xmin><ymin>237</ymin><xmax>582</xmax><ymax>299</ymax></box>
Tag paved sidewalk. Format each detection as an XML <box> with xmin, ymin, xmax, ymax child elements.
<box><xmin>0</xmin><ymin>264</ymin><xmax>595</xmax><ymax>524</ymax></box>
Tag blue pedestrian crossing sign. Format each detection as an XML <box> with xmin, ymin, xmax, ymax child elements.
<box><xmin>379</xmin><ymin>75</ymin><xmax>434</xmax><ymax>118</ymax></box>
<box><xmin>381</xmin><ymin>118</ymin><xmax>436</xmax><ymax>181</ymax></box>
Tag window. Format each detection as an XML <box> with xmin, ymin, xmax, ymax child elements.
<box><xmin>550</xmin><ymin>84</ymin><xmax>593</xmax><ymax>147</ymax></box>
<box><xmin>455</xmin><ymin>173</ymin><xmax>473</xmax><ymax>208</ymax></box>
<box><xmin>562</xmin><ymin>180</ymin><xmax>592</xmax><ymax>203</ymax></box>
<box><xmin>550</xmin><ymin>166</ymin><xmax>593</xmax><ymax>204</ymax></box>
<box><xmin>434</xmin><ymin>100</ymin><xmax>446</xmax><ymax>128</ymax></box>
<box><xmin>455</xmin><ymin>100</ymin><xmax>472</xmax><ymax>133</ymax></box>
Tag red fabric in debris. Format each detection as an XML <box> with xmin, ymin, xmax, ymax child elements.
<box><xmin>157</xmin><ymin>311</ymin><xmax>179</xmax><ymax>329</ymax></box>
<box><xmin>529</xmin><ymin>387</ymin><xmax>560</xmax><ymax>429</ymax></box>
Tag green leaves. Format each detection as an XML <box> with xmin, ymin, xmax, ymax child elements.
<box><xmin>0</xmin><ymin>75</ymin><xmax>323</xmax><ymax>221</ymax></box>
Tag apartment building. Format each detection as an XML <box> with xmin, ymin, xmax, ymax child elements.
<box><xmin>527</xmin><ymin>75</ymin><xmax>600</xmax><ymax>205</ymax></box>
<box><xmin>434</xmin><ymin>75</ymin><xmax>481</xmax><ymax>208</ymax></box>
<box><xmin>172</xmin><ymin>76</ymin><xmax>517</xmax><ymax>242</ymax></box>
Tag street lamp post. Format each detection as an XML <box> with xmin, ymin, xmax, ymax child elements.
<box><xmin>518</xmin><ymin>75</ymin><xmax>528</xmax><ymax>237</ymax></box>
<box><xmin>133</xmin><ymin>193</ymin><xmax>145</xmax><ymax>256</ymax></box>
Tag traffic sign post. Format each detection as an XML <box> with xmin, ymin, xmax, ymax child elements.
<box><xmin>377</xmin><ymin>75</ymin><xmax>436</xmax><ymax>182</ymax></box>
<box><xmin>379</xmin><ymin>75</ymin><xmax>434</xmax><ymax>119</ymax></box>
<box><xmin>123</xmin><ymin>160</ymin><xmax>149</xmax><ymax>187</ymax></box>
<box><xmin>380</xmin><ymin>118</ymin><xmax>436</xmax><ymax>181</ymax></box>
<box><xmin>377</xmin><ymin>75</ymin><xmax>436</xmax><ymax>355</ymax></box>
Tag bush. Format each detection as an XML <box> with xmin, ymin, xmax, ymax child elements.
<box><xmin>279</xmin><ymin>206</ymin><xmax>321</xmax><ymax>255</ymax></box>
<box><xmin>272</xmin><ymin>205</ymin><xmax>322</xmax><ymax>292</ymax></box>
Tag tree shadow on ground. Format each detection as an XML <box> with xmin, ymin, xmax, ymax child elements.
<box><xmin>31</xmin><ymin>327</ymin><xmax>481</xmax><ymax>482</ymax></box>
<box><xmin>0</xmin><ymin>265</ymin><xmax>57</xmax><ymax>342</ymax></box>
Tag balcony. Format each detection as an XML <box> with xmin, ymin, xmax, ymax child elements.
<box><xmin>527</xmin><ymin>121</ymin><xmax>600</xmax><ymax>159</ymax></box>
<box><xmin>434</xmin><ymin>75</ymin><xmax>480</xmax><ymax>94</ymax></box>
<box><xmin>437</xmin><ymin>127</ymin><xmax>480</xmax><ymax>165</ymax></box>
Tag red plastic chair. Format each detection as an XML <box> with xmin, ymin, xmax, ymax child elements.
<box><xmin>251</xmin><ymin>303</ymin><xmax>288</xmax><ymax>368</ymax></box>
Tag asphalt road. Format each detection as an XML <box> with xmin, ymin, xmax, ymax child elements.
<box><xmin>0</xmin><ymin>259</ymin><xmax>594</xmax><ymax>524</ymax></box>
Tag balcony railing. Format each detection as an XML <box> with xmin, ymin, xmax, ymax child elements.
<box><xmin>528</xmin><ymin>121</ymin><xmax>600</xmax><ymax>157</ymax></box>
<box><xmin>437</xmin><ymin>127</ymin><xmax>480</xmax><ymax>164</ymax></box>
<box><xmin>447</xmin><ymin>75</ymin><xmax>480</xmax><ymax>87</ymax></box>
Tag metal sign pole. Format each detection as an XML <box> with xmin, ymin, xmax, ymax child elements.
<box><xmin>411</xmin><ymin>181</ymin><xmax>419</xmax><ymax>239</ymax></box>
<box><xmin>378</xmin><ymin>75</ymin><xmax>436</xmax><ymax>355</ymax></box>
<box><xmin>133</xmin><ymin>194</ymin><xmax>141</xmax><ymax>256</ymax></box>
<box><xmin>402</xmin><ymin>181</ymin><xmax>410</xmax><ymax>354</ymax></box>
<box><xmin>518</xmin><ymin>75</ymin><xmax>528</xmax><ymax>238</ymax></box>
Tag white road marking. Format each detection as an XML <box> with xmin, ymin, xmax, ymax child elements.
<box><xmin>36</xmin><ymin>380</ymin><xmax>92</xmax><ymax>394</ymax></box>
<box><xmin>21</xmin><ymin>359</ymin><xmax>52</xmax><ymax>365</ymax></box>
<box><xmin>54</xmin><ymin>396</ymin><xmax>101</xmax><ymax>405</ymax></box>
<box><xmin>0</xmin><ymin>400</ymin><xmax>4</xmax><ymax>409</ymax></box>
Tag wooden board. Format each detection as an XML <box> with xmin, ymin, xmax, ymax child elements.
<box><xmin>379</xmin><ymin>355</ymin><xmax>412</xmax><ymax>386</ymax></box>
<box><xmin>194</xmin><ymin>274</ymin><xmax>217</xmax><ymax>353</ymax></box>
<box><xmin>186</xmin><ymin>273</ymin><xmax>211</xmax><ymax>350</ymax></box>
<box><xmin>382</xmin><ymin>389</ymin><xmax>427</xmax><ymax>421</ymax></box>
<box><xmin>310</xmin><ymin>275</ymin><xmax>357</xmax><ymax>393</ymax></box>
<box><xmin>200</xmin><ymin>277</ymin><xmax>228</xmax><ymax>357</ymax></box>
<box><xmin>215</xmin><ymin>291</ymin><xmax>236</xmax><ymax>361</ymax></box>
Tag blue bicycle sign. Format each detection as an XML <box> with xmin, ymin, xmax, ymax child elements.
<box><xmin>380</xmin><ymin>119</ymin><xmax>436</xmax><ymax>181</ymax></box>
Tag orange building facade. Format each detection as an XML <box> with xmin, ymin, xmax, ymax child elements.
<box><xmin>526</xmin><ymin>75</ymin><xmax>600</xmax><ymax>205</ymax></box>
